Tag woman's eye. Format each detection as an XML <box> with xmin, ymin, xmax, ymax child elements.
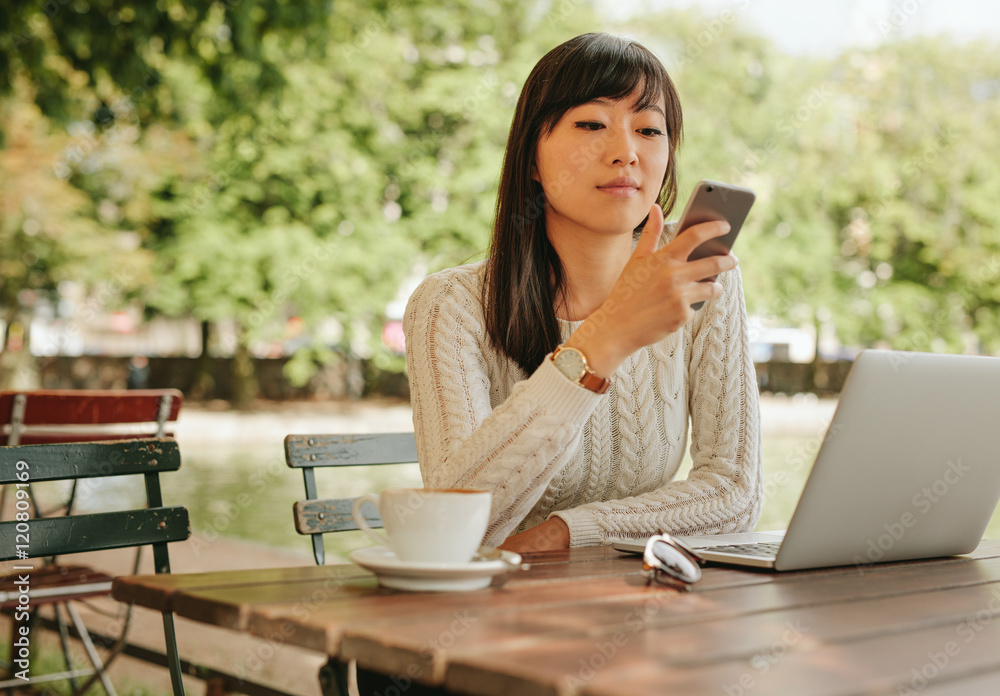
<box><xmin>575</xmin><ymin>121</ymin><xmax>604</xmax><ymax>131</ymax></box>
<box><xmin>640</xmin><ymin>128</ymin><xmax>665</xmax><ymax>137</ymax></box>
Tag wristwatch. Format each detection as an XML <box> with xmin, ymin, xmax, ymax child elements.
<box><xmin>551</xmin><ymin>345</ymin><xmax>610</xmax><ymax>394</ymax></box>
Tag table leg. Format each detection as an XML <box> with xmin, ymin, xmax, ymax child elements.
<box><xmin>318</xmin><ymin>659</ymin><xmax>350</xmax><ymax>696</ymax></box>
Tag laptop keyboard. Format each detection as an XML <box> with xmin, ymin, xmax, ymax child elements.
<box><xmin>706</xmin><ymin>541</ymin><xmax>782</xmax><ymax>558</ymax></box>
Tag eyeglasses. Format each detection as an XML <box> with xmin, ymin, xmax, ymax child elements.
<box><xmin>643</xmin><ymin>533</ymin><xmax>705</xmax><ymax>591</ymax></box>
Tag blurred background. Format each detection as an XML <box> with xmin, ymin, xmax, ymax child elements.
<box><xmin>3</xmin><ymin>4</ymin><xmax>1000</xmax><ymax>691</ymax></box>
<box><xmin>3</xmin><ymin>0</ymin><xmax>999</xmax><ymax>407</ymax></box>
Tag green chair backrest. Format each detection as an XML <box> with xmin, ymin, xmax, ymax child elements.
<box><xmin>284</xmin><ymin>432</ymin><xmax>417</xmax><ymax>565</ymax></box>
<box><xmin>0</xmin><ymin>438</ymin><xmax>190</xmax><ymax>572</ymax></box>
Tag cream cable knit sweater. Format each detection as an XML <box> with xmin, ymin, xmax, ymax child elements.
<box><xmin>403</xmin><ymin>243</ymin><xmax>763</xmax><ymax>548</ymax></box>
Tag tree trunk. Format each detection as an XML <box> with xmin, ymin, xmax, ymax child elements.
<box><xmin>808</xmin><ymin>312</ymin><xmax>826</xmax><ymax>392</ymax></box>
<box><xmin>189</xmin><ymin>320</ymin><xmax>216</xmax><ymax>400</ymax></box>
<box><xmin>0</xmin><ymin>309</ymin><xmax>39</xmax><ymax>390</ymax></box>
<box><xmin>231</xmin><ymin>339</ymin><xmax>259</xmax><ymax>410</ymax></box>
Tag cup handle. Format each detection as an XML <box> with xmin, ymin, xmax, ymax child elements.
<box><xmin>352</xmin><ymin>494</ymin><xmax>390</xmax><ymax>547</ymax></box>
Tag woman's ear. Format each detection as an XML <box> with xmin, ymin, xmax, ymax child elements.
<box><xmin>530</xmin><ymin>162</ymin><xmax>540</xmax><ymax>182</ymax></box>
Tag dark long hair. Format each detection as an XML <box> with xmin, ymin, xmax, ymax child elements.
<box><xmin>483</xmin><ymin>33</ymin><xmax>683</xmax><ymax>376</ymax></box>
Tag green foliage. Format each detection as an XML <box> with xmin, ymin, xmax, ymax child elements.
<box><xmin>0</xmin><ymin>84</ymin><xmax>153</xmax><ymax>334</ymax></box>
<box><xmin>624</xmin><ymin>10</ymin><xmax>1000</xmax><ymax>355</ymax></box>
<box><xmin>3</xmin><ymin>1</ymin><xmax>1000</xmax><ymax>400</ymax></box>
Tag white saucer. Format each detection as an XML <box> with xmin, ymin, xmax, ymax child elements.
<box><xmin>349</xmin><ymin>546</ymin><xmax>522</xmax><ymax>592</ymax></box>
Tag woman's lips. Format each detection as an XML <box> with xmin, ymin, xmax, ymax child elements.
<box><xmin>597</xmin><ymin>177</ymin><xmax>640</xmax><ymax>197</ymax></box>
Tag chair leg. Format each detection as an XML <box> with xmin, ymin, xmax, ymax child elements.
<box><xmin>162</xmin><ymin>611</ymin><xmax>187</xmax><ymax>696</ymax></box>
<box><xmin>66</xmin><ymin>601</ymin><xmax>118</xmax><ymax>696</ymax></box>
<box><xmin>318</xmin><ymin>658</ymin><xmax>351</xmax><ymax>696</ymax></box>
<box><xmin>54</xmin><ymin>602</ymin><xmax>81</xmax><ymax>692</ymax></box>
<box><xmin>71</xmin><ymin>602</ymin><xmax>135</xmax><ymax>696</ymax></box>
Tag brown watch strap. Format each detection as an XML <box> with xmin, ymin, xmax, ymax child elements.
<box><xmin>552</xmin><ymin>345</ymin><xmax>610</xmax><ymax>394</ymax></box>
<box><xmin>578</xmin><ymin>370</ymin><xmax>610</xmax><ymax>394</ymax></box>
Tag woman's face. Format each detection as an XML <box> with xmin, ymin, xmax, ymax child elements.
<box><xmin>533</xmin><ymin>88</ymin><xmax>670</xmax><ymax>241</ymax></box>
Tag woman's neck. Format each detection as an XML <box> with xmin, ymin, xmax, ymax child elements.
<box><xmin>549</xmin><ymin>226</ymin><xmax>634</xmax><ymax>322</ymax></box>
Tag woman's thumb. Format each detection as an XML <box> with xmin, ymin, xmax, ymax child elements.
<box><xmin>632</xmin><ymin>204</ymin><xmax>664</xmax><ymax>257</ymax></box>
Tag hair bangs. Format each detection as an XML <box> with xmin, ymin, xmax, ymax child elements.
<box><xmin>539</xmin><ymin>34</ymin><xmax>670</xmax><ymax>134</ymax></box>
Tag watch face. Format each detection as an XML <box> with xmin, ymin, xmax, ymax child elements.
<box><xmin>554</xmin><ymin>347</ymin><xmax>586</xmax><ymax>381</ymax></box>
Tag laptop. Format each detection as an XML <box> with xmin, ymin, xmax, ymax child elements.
<box><xmin>613</xmin><ymin>350</ymin><xmax>1000</xmax><ymax>571</ymax></box>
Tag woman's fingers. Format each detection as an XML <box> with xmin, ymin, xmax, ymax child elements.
<box><xmin>687</xmin><ymin>252</ymin><xmax>739</xmax><ymax>282</ymax></box>
<box><xmin>689</xmin><ymin>280</ymin><xmax>725</xmax><ymax>306</ymax></box>
<box><xmin>665</xmin><ymin>220</ymin><xmax>731</xmax><ymax>260</ymax></box>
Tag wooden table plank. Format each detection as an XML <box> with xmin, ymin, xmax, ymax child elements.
<box><xmin>250</xmin><ymin>574</ymin><xmax>668</xmax><ymax>655</ymax></box>
<box><xmin>439</xmin><ymin>581</ymin><xmax>1000</xmax><ymax>696</ymax></box>
<box><xmin>433</xmin><ymin>558</ymin><xmax>1000</xmax><ymax>695</ymax></box>
<box><xmin>914</xmin><ymin>667</ymin><xmax>1000</xmax><ymax>696</ymax></box>
<box><xmin>111</xmin><ymin>564</ymin><xmax>368</xmax><ymax>611</ymax></box>
<box><xmin>156</xmin><ymin>541</ymin><xmax>1000</xmax><ymax>656</ymax></box>
<box><xmin>106</xmin><ymin>539</ymin><xmax>1000</xmax><ymax>694</ymax></box>
<box><xmin>581</xmin><ymin>613</ymin><xmax>1000</xmax><ymax>696</ymax></box>
<box><xmin>335</xmin><ymin>555</ymin><xmax>1000</xmax><ymax>684</ymax></box>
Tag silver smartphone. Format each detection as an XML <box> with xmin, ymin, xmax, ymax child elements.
<box><xmin>675</xmin><ymin>180</ymin><xmax>756</xmax><ymax>309</ymax></box>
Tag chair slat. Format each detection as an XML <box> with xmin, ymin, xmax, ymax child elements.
<box><xmin>0</xmin><ymin>438</ymin><xmax>180</xmax><ymax>484</ymax></box>
<box><xmin>5</xmin><ymin>431</ymin><xmax>178</xmax><ymax>445</ymax></box>
<box><xmin>285</xmin><ymin>432</ymin><xmax>417</xmax><ymax>565</ymax></box>
<box><xmin>284</xmin><ymin>433</ymin><xmax>417</xmax><ymax>468</ymax></box>
<box><xmin>0</xmin><ymin>566</ymin><xmax>115</xmax><ymax>608</ymax></box>
<box><xmin>0</xmin><ymin>389</ymin><xmax>183</xmax><ymax>426</ymax></box>
<box><xmin>0</xmin><ymin>507</ymin><xmax>190</xmax><ymax>560</ymax></box>
<box><xmin>293</xmin><ymin>498</ymin><xmax>383</xmax><ymax>534</ymax></box>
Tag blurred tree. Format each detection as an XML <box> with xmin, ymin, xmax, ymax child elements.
<box><xmin>0</xmin><ymin>82</ymin><xmax>155</xmax><ymax>388</ymax></box>
<box><xmin>821</xmin><ymin>38</ymin><xmax>1000</xmax><ymax>354</ymax></box>
<box><xmin>5</xmin><ymin>0</ymin><xmax>999</xmax><ymax>404</ymax></box>
<box><xmin>1</xmin><ymin>0</ymin><xmax>600</xmax><ymax>403</ymax></box>
<box><xmin>625</xmin><ymin>9</ymin><xmax>1000</xmax><ymax>359</ymax></box>
<box><xmin>137</xmin><ymin>0</ymin><xmax>600</xmax><ymax>405</ymax></box>
<box><xmin>0</xmin><ymin>0</ymin><xmax>329</xmax><ymax>398</ymax></box>
<box><xmin>0</xmin><ymin>0</ymin><xmax>332</xmax><ymax>125</ymax></box>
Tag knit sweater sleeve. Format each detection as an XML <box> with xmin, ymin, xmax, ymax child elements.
<box><xmin>402</xmin><ymin>266</ymin><xmax>605</xmax><ymax>545</ymax></box>
<box><xmin>552</xmin><ymin>265</ymin><xmax>764</xmax><ymax>544</ymax></box>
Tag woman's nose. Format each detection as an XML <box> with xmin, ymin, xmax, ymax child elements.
<box><xmin>607</xmin><ymin>129</ymin><xmax>638</xmax><ymax>166</ymax></box>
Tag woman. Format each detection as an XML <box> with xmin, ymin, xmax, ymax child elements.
<box><xmin>403</xmin><ymin>32</ymin><xmax>762</xmax><ymax>552</ymax></box>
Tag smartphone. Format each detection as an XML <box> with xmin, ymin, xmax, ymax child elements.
<box><xmin>675</xmin><ymin>180</ymin><xmax>756</xmax><ymax>309</ymax></box>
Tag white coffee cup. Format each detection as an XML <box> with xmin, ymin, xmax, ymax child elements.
<box><xmin>352</xmin><ymin>488</ymin><xmax>492</xmax><ymax>564</ymax></box>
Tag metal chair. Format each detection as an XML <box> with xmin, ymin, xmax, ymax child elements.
<box><xmin>284</xmin><ymin>432</ymin><xmax>418</xmax><ymax>566</ymax></box>
<box><xmin>0</xmin><ymin>389</ymin><xmax>182</xmax><ymax>694</ymax></box>
<box><xmin>0</xmin><ymin>438</ymin><xmax>190</xmax><ymax>696</ymax></box>
<box><xmin>284</xmin><ymin>432</ymin><xmax>423</xmax><ymax>696</ymax></box>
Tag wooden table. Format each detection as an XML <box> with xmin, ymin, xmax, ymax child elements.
<box><xmin>112</xmin><ymin>539</ymin><xmax>1000</xmax><ymax>696</ymax></box>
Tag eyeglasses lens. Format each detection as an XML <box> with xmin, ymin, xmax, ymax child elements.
<box><xmin>645</xmin><ymin>537</ymin><xmax>702</xmax><ymax>589</ymax></box>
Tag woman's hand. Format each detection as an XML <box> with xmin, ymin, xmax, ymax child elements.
<box><xmin>566</xmin><ymin>204</ymin><xmax>737</xmax><ymax>377</ymax></box>
<box><xmin>499</xmin><ymin>517</ymin><xmax>570</xmax><ymax>553</ymax></box>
